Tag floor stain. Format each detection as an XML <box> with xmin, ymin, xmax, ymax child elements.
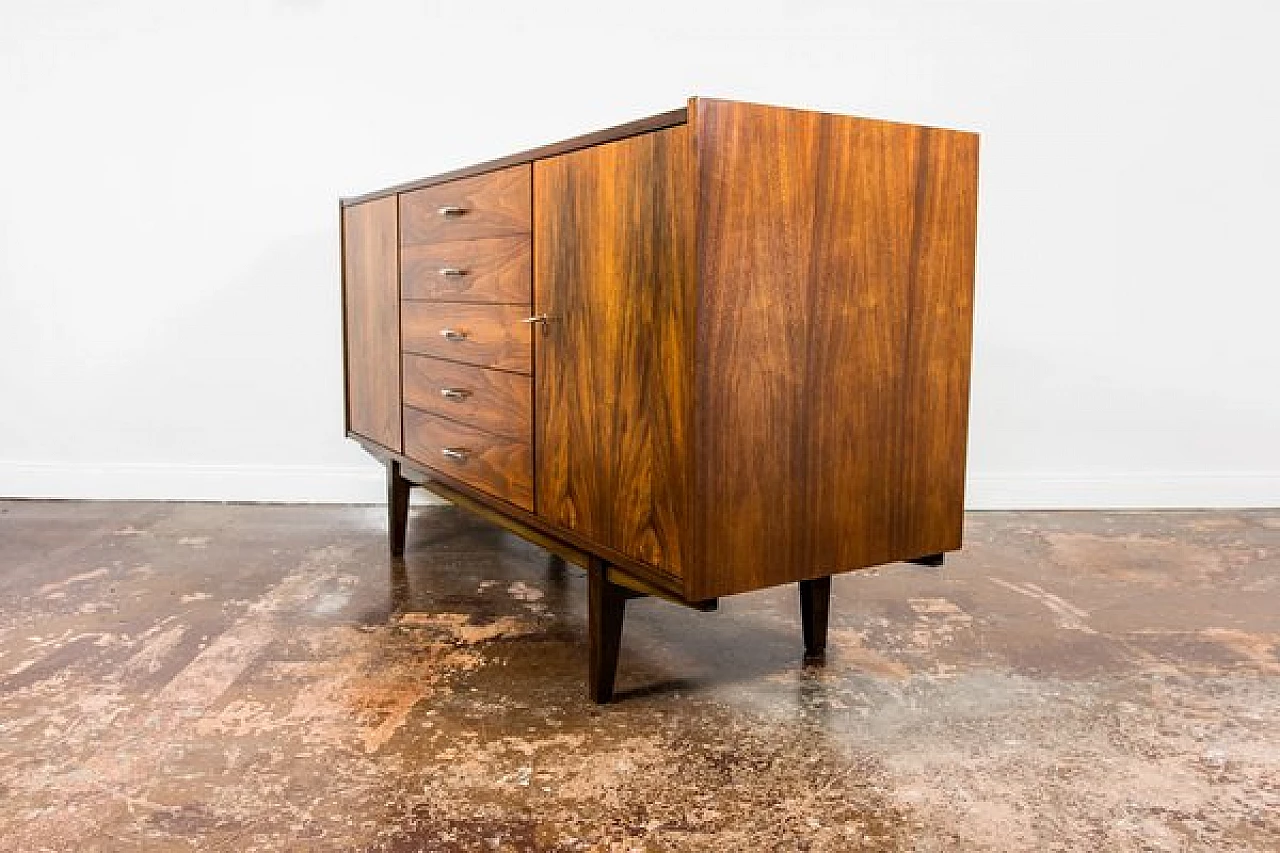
<box><xmin>0</xmin><ymin>503</ymin><xmax>1277</xmax><ymax>851</ymax></box>
<box><xmin>989</xmin><ymin>577</ymin><xmax>1096</xmax><ymax>633</ymax></box>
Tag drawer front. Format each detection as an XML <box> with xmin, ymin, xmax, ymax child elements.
<box><xmin>401</xmin><ymin>235</ymin><xmax>530</xmax><ymax>304</ymax></box>
<box><xmin>403</xmin><ymin>354</ymin><xmax>531</xmax><ymax>441</ymax></box>
<box><xmin>404</xmin><ymin>409</ymin><xmax>533</xmax><ymax>510</ymax></box>
<box><xmin>402</xmin><ymin>302</ymin><xmax>532</xmax><ymax>374</ymax></box>
<box><xmin>400</xmin><ymin>165</ymin><xmax>531</xmax><ymax>245</ymax></box>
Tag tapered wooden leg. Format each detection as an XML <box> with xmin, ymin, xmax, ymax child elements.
<box><xmin>909</xmin><ymin>552</ymin><xmax>945</xmax><ymax>568</ymax></box>
<box><xmin>799</xmin><ymin>576</ymin><xmax>832</xmax><ymax>662</ymax></box>
<box><xmin>387</xmin><ymin>460</ymin><xmax>411</xmax><ymax>557</ymax></box>
<box><xmin>587</xmin><ymin>556</ymin><xmax>627</xmax><ymax>703</ymax></box>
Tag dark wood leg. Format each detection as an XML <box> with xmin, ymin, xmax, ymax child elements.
<box><xmin>388</xmin><ymin>553</ymin><xmax>410</xmax><ymax>613</ymax></box>
<box><xmin>587</xmin><ymin>556</ymin><xmax>628</xmax><ymax>703</ymax></box>
<box><xmin>799</xmin><ymin>576</ymin><xmax>832</xmax><ymax>662</ymax></box>
<box><xmin>909</xmin><ymin>552</ymin><xmax>945</xmax><ymax>568</ymax></box>
<box><xmin>387</xmin><ymin>460</ymin><xmax>411</xmax><ymax>557</ymax></box>
<box><xmin>548</xmin><ymin>553</ymin><xmax>568</xmax><ymax>574</ymax></box>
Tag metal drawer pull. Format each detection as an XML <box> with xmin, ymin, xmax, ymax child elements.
<box><xmin>438</xmin><ymin>267</ymin><xmax>468</xmax><ymax>277</ymax></box>
<box><xmin>441</xmin><ymin>447</ymin><xmax>469</xmax><ymax>461</ymax></box>
<box><xmin>439</xmin><ymin>388</ymin><xmax>472</xmax><ymax>401</ymax></box>
<box><xmin>522</xmin><ymin>314</ymin><xmax>549</xmax><ymax>326</ymax></box>
<box><xmin>437</xmin><ymin>205</ymin><xmax>467</xmax><ymax>217</ymax></box>
<box><xmin>439</xmin><ymin>328</ymin><xmax>468</xmax><ymax>341</ymax></box>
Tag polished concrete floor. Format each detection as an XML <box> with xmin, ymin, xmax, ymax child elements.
<box><xmin>0</xmin><ymin>501</ymin><xmax>1277</xmax><ymax>852</ymax></box>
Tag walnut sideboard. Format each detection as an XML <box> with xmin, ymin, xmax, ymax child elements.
<box><xmin>340</xmin><ymin>97</ymin><xmax>979</xmax><ymax>702</ymax></box>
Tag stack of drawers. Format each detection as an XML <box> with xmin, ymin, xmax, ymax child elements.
<box><xmin>398</xmin><ymin>164</ymin><xmax>535</xmax><ymax>510</ymax></box>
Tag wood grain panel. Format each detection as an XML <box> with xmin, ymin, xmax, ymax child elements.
<box><xmin>403</xmin><ymin>354</ymin><xmax>531</xmax><ymax>440</ymax></box>
<box><xmin>400</xmin><ymin>165</ymin><xmax>531</xmax><ymax>245</ymax></box>
<box><xmin>342</xmin><ymin>197</ymin><xmax>401</xmax><ymax>450</ymax></box>
<box><xmin>890</xmin><ymin>128</ymin><xmax>980</xmax><ymax>556</ymax></box>
<box><xmin>690</xmin><ymin>102</ymin><xmax>821</xmax><ymax>597</ymax></box>
<box><xmin>401</xmin><ymin>302</ymin><xmax>532</xmax><ymax>374</ymax></box>
<box><xmin>690</xmin><ymin>98</ymin><xmax>979</xmax><ymax>599</ymax></box>
<box><xmin>401</xmin><ymin>236</ymin><xmax>530</xmax><ymax>303</ymax></box>
<box><xmin>534</xmin><ymin>126</ymin><xmax>694</xmax><ymax>579</ymax></box>
<box><xmin>404</xmin><ymin>409</ymin><xmax>532</xmax><ymax>510</ymax></box>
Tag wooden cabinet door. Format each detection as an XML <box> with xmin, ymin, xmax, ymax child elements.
<box><xmin>342</xmin><ymin>197</ymin><xmax>401</xmax><ymax>451</ymax></box>
<box><xmin>533</xmin><ymin>127</ymin><xmax>694</xmax><ymax>579</ymax></box>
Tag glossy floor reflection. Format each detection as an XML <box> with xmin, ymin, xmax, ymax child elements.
<box><xmin>1</xmin><ymin>501</ymin><xmax>1277</xmax><ymax>851</ymax></box>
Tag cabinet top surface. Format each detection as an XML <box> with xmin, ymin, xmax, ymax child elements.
<box><xmin>339</xmin><ymin>106</ymin><xmax>689</xmax><ymax>207</ymax></box>
<box><xmin>339</xmin><ymin>98</ymin><xmax>977</xmax><ymax>208</ymax></box>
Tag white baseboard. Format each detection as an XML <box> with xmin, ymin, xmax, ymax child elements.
<box><xmin>1</xmin><ymin>462</ymin><xmax>1277</xmax><ymax>509</ymax></box>
<box><xmin>0</xmin><ymin>461</ymin><xmax>444</xmax><ymax>504</ymax></box>
<box><xmin>966</xmin><ymin>473</ymin><xmax>1280</xmax><ymax>510</ymax></box>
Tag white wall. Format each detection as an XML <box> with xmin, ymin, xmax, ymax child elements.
<box><xmin>1</xmin><ymin>0</ymin><xmax>1277</xmax><ymax>507</ymax></box>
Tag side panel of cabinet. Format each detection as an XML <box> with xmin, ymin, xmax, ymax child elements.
<box><xmin>342</xmin><ymin>197</ymin><xmax>402</xmax><ymax>451</ymax></box>
<box><xmin>533</xmin><ymin>126</ymin><xmax>695</xmax><ymax>580</ymax></box>
<box><xmin>690</xmin><ymin>98</ymin><xmax>979</xmax><ymax>600</ymax></box>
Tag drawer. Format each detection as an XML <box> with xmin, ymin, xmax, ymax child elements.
<box><xmin>400</xmin><ymin>165</ymin><xmax>531</xmax><ymax>245</ymax></box>
<box><xmin>401</xmin><ymin>235</ymin><xmax>530</xmax><ymax>304</ymax></box>
<box><xmin>401</xmin><ymin>302</ymin><xmax>532</xmax><ymax>374</ymax></box>
<box><xmin>403</xmin><ymin>354</ymin><xmax>531</xmax><ymax>441</ymax></box>
<box><xmin>404</xmin><ymin>408</ymin><xmax>533</xmax><ymax>510</ymax></box>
